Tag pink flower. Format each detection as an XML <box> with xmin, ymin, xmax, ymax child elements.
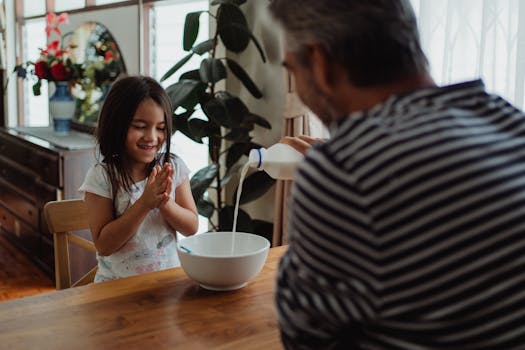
<box><xmin>41</xmin><ymin>40</ymin><xmax>60</xmax><ymax>56</ymax></box>
<box><xmin>56</xmin><ymin>13</ymin><xmax>69</xmax><ymax>25</ymax></box>
<box><xmin>45</xmin><ymin>12</ymin><xmax>69</xmax><ymax>37</ymax></box>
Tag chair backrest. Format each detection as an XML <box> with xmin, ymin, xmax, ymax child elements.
<box><xmin>44</xmin><ymin>199</ymin><xmax>97</xmax><ymax>290</ymax></box>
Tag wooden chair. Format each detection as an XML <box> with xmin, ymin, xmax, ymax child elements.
<box><xmin>44</xmin><ymin>199</ymin><xmax>97</xmax><ymax>290</ymax></box>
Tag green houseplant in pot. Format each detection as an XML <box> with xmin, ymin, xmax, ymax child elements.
<box><xmin>161</xmin><ymin>0</ymin><xmax>275</xmax><ymax>241</ymax></box>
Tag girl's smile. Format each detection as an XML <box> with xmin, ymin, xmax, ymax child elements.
<box><xmin>125</xmin><ymin>97</ymin><xmax>166</xmax><ymax>178</ymax></box>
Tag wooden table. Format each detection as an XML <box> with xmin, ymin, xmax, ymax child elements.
<box><xmin>0</xmin><ymin>246</ymin><xmax>288</xmax><ymax>350</ymax></box>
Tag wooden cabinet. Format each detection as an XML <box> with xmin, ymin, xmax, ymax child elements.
<box><xmin>0</xmin><ymin>127</ymin><xmax>97</xmax><ymax>280</ymax></box>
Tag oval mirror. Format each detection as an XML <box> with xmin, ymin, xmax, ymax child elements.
<box><xmin>66</xmin><ymin>22</ymin><xmax>126</xmax><ymax>133</ymax></box>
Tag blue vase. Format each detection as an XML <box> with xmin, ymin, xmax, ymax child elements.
<box><xmin>49</xmin><ymin>81</ymin><xmax>76</xmax><ymax>135</ymax></box>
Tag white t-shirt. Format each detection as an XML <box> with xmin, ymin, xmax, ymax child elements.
<box><xmin>78</xmin><ymin>154</ymin><xmax>190</xmax><ymax>282</ymax></box>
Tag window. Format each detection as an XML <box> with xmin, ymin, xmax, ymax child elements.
<box><xmin>411</xmin><ymin>0</ymin><xmax>525</xmax><ymax>108</ymax></box>
<box><xmin>23</xmin><ymin>1</ymin><xmax>46</xmax><ymax>17</ymax></box>
<box><xmin>150</xmin><ymin>0</ymin><xmax>210</xmax><ymax>232</ymax></box>
<box><xmin>23</xmin><ymin>19</ymin><xmax>48</xmax><ymax>126</ymax></box>
<box><xmin>55</xmin><ymin>0</ymin><xmax>85</xmax><ymax>12</ymax></box>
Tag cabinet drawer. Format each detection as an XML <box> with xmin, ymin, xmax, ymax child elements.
<box><xmin>0</xmin><ymin>206</ymin><xmax>40</xmax><ymax>257</ymax></box>
<box><xmin>40</xmin><ymin>236</ymin><xmax>55</xmax><ymax>274</ymax></box>
<box><xmin>14</xmin><ymin>218</ymin><xmax>41</xmax><ymax>257</ymax></box>
<box><xmin>0</xmin><ymin>134</ymin><xmax>60</xmax><ymax>187</ymax></box>
<box><xmin>0</xmin><ymin>205</ymin><xmax>15</xmax><ymax>233</ymax></box>
<box><xmin>0</xmin><ymin>182</ymin><xmax>39</xmax><ymax>228</ymax></box>
<box><xmin>0</xmin><ymin>156</ymin><xmax>38</xmax><ymax>201</ymax></box>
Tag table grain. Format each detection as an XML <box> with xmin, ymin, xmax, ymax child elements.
<box><xmin>0</xmin><ymin>246</ymin><xmax>288</xmax><ymax>350</ymax></box>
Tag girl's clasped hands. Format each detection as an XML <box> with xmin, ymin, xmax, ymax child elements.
<box><xmin>142</xmin><ymin>163</ymin><xmax>174</xmax><ymax>209</ymax></box>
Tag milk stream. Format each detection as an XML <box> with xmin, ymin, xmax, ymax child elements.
<box><xmin>232</xmin><ymin>162</ymin><xmax>250</xmax><ymax>233</ymax></box>
<box><xmin>231</xmin><ymin>144</ymin><xmax>303</xmax><ymax>255</ymax></box>
<box><xmin>231</xmin><ymin>162</ymin><xmax>251</xmax><ymax>255</ymax></box>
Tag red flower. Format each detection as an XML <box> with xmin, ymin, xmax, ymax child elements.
<box><xmin>104</xmin><ymin>51</ymin><xmax>114</xmax><ymax>62</ymax></box>
<box><xmin>34</xmin><ymin>60</ymin><xmax>50</xmax><ymax>79</ymax></box>
<box><xmin>50</xmin><ymin>61</ymin><xmax>71</xmax><ymax>81</ymax></box>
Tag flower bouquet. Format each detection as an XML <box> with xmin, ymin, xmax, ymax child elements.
<box><xmin>15</xmin><ymin>12</ymin><xmax>124</xmax><ymax>127</ymax></box>
<box><xmin>15</xmin><ymin>12</ymin><xmax>82</xmax><ymax>96</ymax></box>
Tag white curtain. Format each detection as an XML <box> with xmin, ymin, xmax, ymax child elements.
<box><xmin>411</xmin><ymin>0</ymin><xmax>525</xmax><ymax>108</ymax></box>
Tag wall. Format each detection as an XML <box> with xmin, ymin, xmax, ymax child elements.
<box><xmin>62</xmin><ymin>5</ymin><xmax>140</xmax><ymax>75</ymax></box>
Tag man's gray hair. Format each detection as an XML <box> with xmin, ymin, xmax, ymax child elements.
<box><xmin>269</xmin><ymin>0</ymin><xmax>429</xmax><ymax>86</ymax></box>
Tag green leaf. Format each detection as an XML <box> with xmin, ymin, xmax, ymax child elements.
<box><xmin>234</xmin><ymin>171</ymin><xmax>275</xmax><ymax>205</ymax></box>
<box><xmin>160</xmin><ymin>52</ymin><xmax>194</xmax><ymax>82</ymax></box>
<box><xmin>211</xmin><ymin>0</ymin><xmax>247</xmax><ymax>6</ymax></box>
<box><xmin>224</xmin><ymin>128</ymin><xmax>250</xmax><ymax>142</ymax></box>
<box><xmin>202</xmin><ymin>97</ymin><xmax>230</xmax><ymax>127</ymax></box>
<box><xmin>32</xmin><ymin>80</ymin><xmax>42</xmax><ymax>96</ymax></box>
<box><xmin>199</xmin><ymin>58</ymin><xmax>227</xmax><ymax>84</ymax></box>
<box><xmin>188</xmin><ymin>118</ymin><xmax>214</xmax><ymax>143</ymax></box>
<box><xmin>219</xmin><ymin>206</ymin><xmax>253</xmax><ymax>233</ymax></box>
<box><xmin>217</xmin><ymin>4</ymin><xmax>250</xmax><ymax>53</ymax></box>
<box><xmin>179</xmin><ymin>69</ymin><xmax>202</xmax><ymax>81</ymax></box>
<box><xmin>225</xmin><ymin>58</ymin><xmax>263</xmax><ymax>98</ymax></box>
<box><xmin>190</xmin><ymin>164</ymin><xmax>219</xmax><ymax>201</ymax></box>
<box><xmin>252</xmin><ymin>220</ymin><xmax>273</xmax><ymax>244</ymax></box>
<box><xmin>245</xmin><ymin>113</ymin><xmax>271</xmax><ymax>129</ymax></box>
<box><xmin>196</xmin><ymin>198</ymin><xmax>215</xmax><ymax>218</ymax></box>
<box><xmin>226</xmin><ymin>142</ymin><xmax>251</xmax><ymax>169</ymax></box>
<box><xmin>184</xmin><ymin>12</ymin><xmax>203</xmax><ymax>51</ymax></box>
<box><xmin>216</xmin><ymin>92</ymin><xmax>249</xmax><ymax>125</ymax></box>
<box><xmin>192</xmin><ymin>39</ymin><xmax>215</xmax><ymax>55</ymax></box>
<box><xmin>227</xmin><ymin>23</ymin><xmax>267</xmax><ymax>62</ymax></box>
<box><xmin>172</xmin><ymin>109</ymin><xmax>195</xmax><ymax>139</ymax></box>
<box><xmin>182</xmin><ymin>83</ymin><xmax>207</xmax><ymax>111</ymax></box>
<box><xmin>243</xmin><ymin>142</ymin><xmax>263</xmax><ymax>156</ymax></box>
<box><xmin>166</xmin><ymin>80</ymin><xmax>205</xmax><ymax>110</ymax></box>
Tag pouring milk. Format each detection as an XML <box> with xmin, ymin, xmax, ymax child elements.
<box><xmin>232</xmin><ymin>143</ymin><xmax>304</xmax><ymax>233</ymax></box>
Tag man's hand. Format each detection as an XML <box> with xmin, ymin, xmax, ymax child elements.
<box><xmin>279</xmin><ymin>135</ymin><xmax>326</xmax><ymax>154</ymax></box>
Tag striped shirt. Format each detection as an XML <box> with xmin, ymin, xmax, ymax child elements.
<box><xmin>276</xmin><ymin>80</ymin><xmax>525</xmax><ymax>349</ymax></box>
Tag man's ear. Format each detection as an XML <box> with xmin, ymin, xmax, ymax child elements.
<box><xmin>310</xmin><ymin>43</ymin><xmax>338</xmax><ymax>95</ymax></box>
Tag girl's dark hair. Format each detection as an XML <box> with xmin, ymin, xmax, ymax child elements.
<box><xmin>96</xmin><ymin>75</ymin><xmax>173</xmax><ymax>213</ymax></box>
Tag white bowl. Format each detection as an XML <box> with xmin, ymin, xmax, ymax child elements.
<box><xmin>177</xmin><ymin>231</ymin><xmax>270</xmax><ymax>291</ymax></box>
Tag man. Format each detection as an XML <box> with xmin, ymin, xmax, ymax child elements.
<box><xmin>269</xmin><ymin>0</ymin><xmax>525</xmax><ymax>349</ymax></box>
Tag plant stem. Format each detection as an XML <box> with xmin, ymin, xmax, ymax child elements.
<box><xmin>209</xmin><ymin>25</ymin><xmax>223</xmax><ymax>228</ymax></box>
<box><xmin>208</xmin><ymin>219</ymin><xmax>218</xmax><ymax>231</ymax></box>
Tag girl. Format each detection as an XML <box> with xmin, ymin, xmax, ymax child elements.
<box><xmin>79</xmin><ymin>75</ymin><xmax>199</xmax><ymax>282</ymax></box>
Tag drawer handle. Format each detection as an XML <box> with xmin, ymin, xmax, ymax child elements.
<box><xmin>27</xmin><ymin>210</ymin><xmax>33</xmax><ymax>216</ymax></box>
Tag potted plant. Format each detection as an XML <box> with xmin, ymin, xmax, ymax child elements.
<box><xmin>161</xmin><ymin>0</ymin><xmax>275</xmax><ymax>241</ymax></box>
